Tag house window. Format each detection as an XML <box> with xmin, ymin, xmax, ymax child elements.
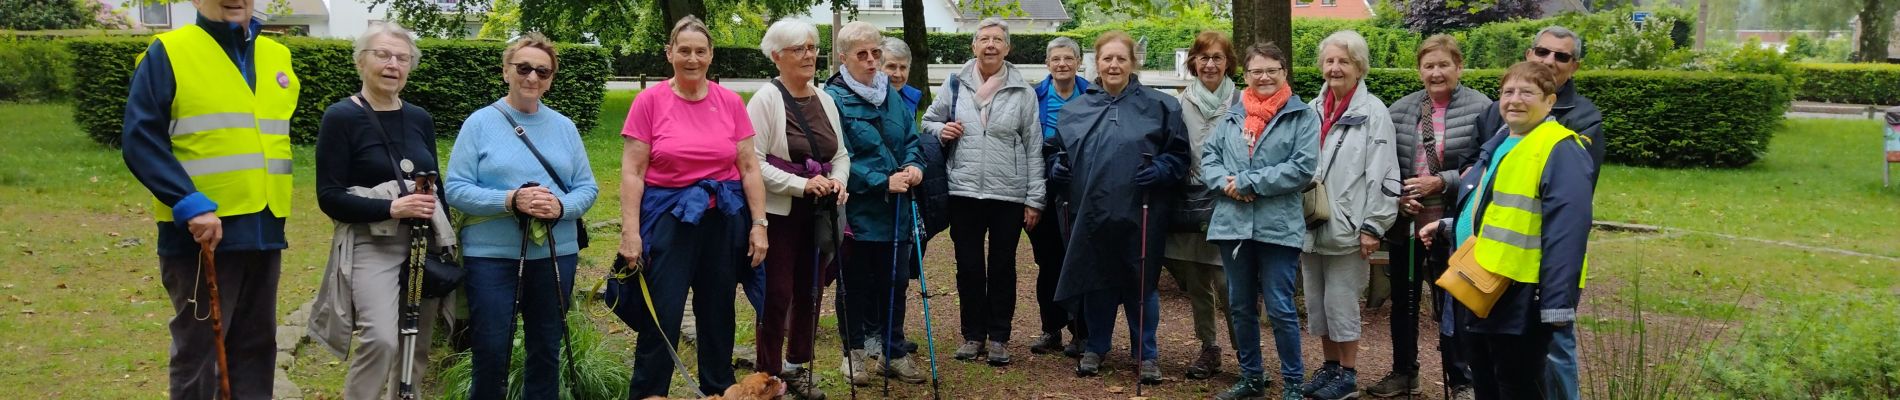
<box><xmin>860</xmin><ymin>0</ymin><xmax>896</xmax><ymax>9</ymax></box>
<box><xmin>1321</xmin><ymin>0</ymin><xmax>1337</xmax><ymax>5</ymax></box>
<box><xmin>141</xmin><ymin>1</ymin><xmax>171</xmax><ymax>27</ymax></box>
<box><xmin>1294</xmin><ymin>0</ymin><xmax>1311</xmax><ymax>7</ymax></box>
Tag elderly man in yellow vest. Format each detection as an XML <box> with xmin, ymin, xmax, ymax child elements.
<box><xmin>120</xmin><ymin>0</ymin><xmax>299</xmax><ymax>398</ymax></box>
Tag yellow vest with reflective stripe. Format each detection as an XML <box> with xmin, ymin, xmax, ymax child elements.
<box><xmin>1474</xmin><ymin>120</ymin><xmax>1588</xmax><ymax>287</ymax></box>
<box><xmin>146</xmin><ymin>25</ymin><xmax>299</xmax><ymax>222</ymax></box>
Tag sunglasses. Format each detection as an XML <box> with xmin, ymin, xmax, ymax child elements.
<box><xmin>1532</xmin><ymin>46</ymin><xmax>1576</xmax><ymax>64</ymax></box>
<box><xmin>511</xmin><ymin>62</ymin><xmax>555</xmax><ymax>79</ymax></box>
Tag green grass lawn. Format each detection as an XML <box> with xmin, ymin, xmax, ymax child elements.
<box><xmin>3</xmin><ymin>95</ymin><xmax>1895</xmax><ymax>398</ymax></box>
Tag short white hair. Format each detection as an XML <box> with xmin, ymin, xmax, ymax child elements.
<box><xmin>836</xmin><ymin>21</ymin><xmax>884</xmax><ymax>55</ymax></box>
<box><xmin>1317</xmin><ymin>30</ymin><xmax>1371</xmax><ymax>73</ymax></box>
<box><xmin>354</xmin><ymin>21</ymin><xmax>420</xmax><ymax>69</ymax></box>
<box><xmin>973</xmin><ymin>17</ymin><xmax>1010</xmax><ymax>46</ymax></box>
<box><xmin>880</xmin><ymin>37</ymin><xmax>912</xmax><ymax>62</ymax></box>
<box><xmin>759</xmin><ymin>19</ymin><xmax>819</xmax><ymax>59</ymax></box>
<box><xmin>1046</xmin><ymin>37</ymin><xmax>1080</xmax><ymax>59</ymax></box>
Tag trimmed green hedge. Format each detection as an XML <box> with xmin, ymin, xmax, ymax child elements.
<box><xmin>1286</xmin><ymin>68</ymin><xmax>1788</xmax><ymax>168</ymax></box>
<box><xmin>1793</xmin><ymin>63</ymin><xmax>1900</xmax><ymax>105</ymax></box>
<box><xmin>66</xmin><ymin>36</ymin><xmax>611</xmax><ymax>147</ymax></box>
<box><xmin>0</xmin><ymin>38</ymin><xmax>74</xmax><ymax>102</ymax></box>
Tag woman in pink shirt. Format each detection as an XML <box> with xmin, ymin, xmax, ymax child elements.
<box><xmin>606</xmin><ymin>16</ymin><xmax>770</xmax><ymax>399</ymax></box>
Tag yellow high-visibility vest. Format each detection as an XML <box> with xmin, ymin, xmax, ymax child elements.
<box><xmin>1474</xmin><ymin>120</ymin><xmax>1588</xmax><ymax>287</ymax></box>
<box><xmin>145</xmin><ymin>24</ymin><xmax>299</xmax><ymax>221</ymax></box>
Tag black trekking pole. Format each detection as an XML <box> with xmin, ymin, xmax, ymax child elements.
<box><xmin>397</xmin><ymin>173</ymin><xmax>436</xmax><ymax>400</ymax></box>
<box><xmin>835</xmin><ymin>227</ymin><xmax>859</xmax><ymax>400</ymax></box>
<box><xmin>539</xmin><ymin>215</ymin><xmax>580</xmax><ymax>399</ymax></box>
<box><xmin>806</xmin><ymin>195</ymin><xmax>831</xmax><ymax>395</ymax></box>
<box><xmin>1136</xmin><ymin>190</ymin><xmax>1150</xmax><ymax>398</ymax></box>
<box><xmin>909</xmin><ymin>197</ymin><xmax>944</xmax><ymax>400</ymax></box>
<box><xmin>884</xmin><ymin>197</ymin><xmax>904</xmax><ymax>397</ymax></box>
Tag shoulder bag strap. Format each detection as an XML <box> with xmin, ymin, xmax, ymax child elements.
<box><xmin>770</xmin><ymin>78</ymin><xmax>822</xmax><ymax>163</ymax></box>
<box><xmin>352</xmin><ymin>94</ymin><xmax>411</xmax><ymax>197</ymax></box>
<box><xmin>490</xmin><ymin>103</ymin><xmax>571</xmax><ymax>193</ymax></box>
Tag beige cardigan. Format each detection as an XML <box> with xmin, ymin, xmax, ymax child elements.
<box><xmin>746</xmin><ymin>80</ymin><xmax>851</xmax><ymax>216</ymax></box>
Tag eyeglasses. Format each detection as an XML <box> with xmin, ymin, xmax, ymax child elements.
<box><xmin>1498</xmin><ymin>88</ymin><xmax>1546</xmax><ymax>100</ymax></box>
<box><xmin>780</xmin><ymin>44</ymin><xmax>817</xmax><ymax>56</ymax></box>
<box><xmin>853</xmin><ymin>48</ymin><xmax>884</xmax><ymax>62</ymax></box>
<box><xmin>361</xmin><ymin>49</ymin><xmax>412</xmax><ymax>65</ymax></box>
<box><xmin>1195</xmin><ymin>54</ymin><xmax>1227</xmax><ymax>66</ymax></box>
<box><xmin>1531</xmin><ymin>46</ymin><xmax>1576</xmax><ymax>63</ymax></box>
<box><xmin>512</xmin><ymin>62</ymin><xmax>555</xmax><ymax>79</ymax></box>
<box><xmin>1245</xmin><ymin>67</ymin><xmax>1285</xmax><ymax>78</ymax></box>
<box><xmin>1047</xmin><ymin>55</ymin><xmax>1079</xmax><ymax>64</ymax></box>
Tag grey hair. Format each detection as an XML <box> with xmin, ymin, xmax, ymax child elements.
<box><xmin>836</xmin><ymin>21</ymin><xmax>885</xmax><ymax>56</ymax></box>
<box><xmin>1046</xmin><ymin>37</ymin><xmax>1081</xmax><ymax>59</ymax></box>
<box><xmin>1535</xmin><ymin>26</ymin><xmax>1586</xmax><ymax>62</ymax></box>
<box><xmin>1317</xmin><ymin>30</ymin><xmax>1371</xmax><ymax>73</ymax></box>
<box><xmin>354</xmin><ymin>21</ymin><xmax>420</xmax><ymax>69</ymax></box>
<box><xmin>972</xmin><ymin>17</ymin><xmax>1010</xmax><ymax>46</ymax></box>
<box><xmin>880</xmin><ymin>37</ymin><xmax>912</xmax><ymax>62</ymax></box>
<box><xmin>759</xmin><ymin>19</ymin><xmax>819</xmax><ymax>59</ymax></box>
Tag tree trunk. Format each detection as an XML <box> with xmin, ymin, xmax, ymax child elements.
<box><xmin>1695</xmin><ymin>0</ymin><xmax>1710</xmax><ymax>50</ymax></box>
<box><xmin>660</xmin><ymin>0</ymin><xmax>709</xmax><ymax>33</ymax></box>
<box><xmin>904</xmin><ymin>0</ymin><xmax>932</xmax><ymax>104</ymax></box>
<box><xmin>1233</xmin><ymin>0</ymin><xmax>1293</xmax><ymax>82</ymax></box>
<box><xmin>1855</xmin><ymin>0</ymin><xmax>1891</xmax><ymax>62</ymax></box>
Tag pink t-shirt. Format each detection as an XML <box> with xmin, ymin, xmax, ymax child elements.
<box><xmin>621</xmin><ymin>80</ymin><xmax>756</xmax><ymax>188</ymax></box>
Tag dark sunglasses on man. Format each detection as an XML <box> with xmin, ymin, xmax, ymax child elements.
<box><xmin>512</xmin><ymin>62</ymin><xmax>555</xmax><ymax>79</ymax></box>
<box><xmin>1531</xmin><ymin>46</ymin><xmax>1575</xmax><ymax>64</ymax></box>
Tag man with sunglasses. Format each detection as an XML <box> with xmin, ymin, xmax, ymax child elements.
<box><xmin>1469</xmin><ymin>25</ymin><xmax>1601</xmax><ymax>400</ymax></box>
<box><xmin>120</xmin><ymin>0</ymin><xmax>299</xmax><ymax>398</ymax></box>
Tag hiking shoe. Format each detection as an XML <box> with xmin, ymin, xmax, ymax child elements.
<box><xmin>1139</xmin><ymin>359</ymin><xmax>1164</xmax><ymax>384</ymax></box>
<box><xmin>732</xmin><ymin>344</ymin><xmax>758</xmax><ymax>370</ymax></box>
<box><xmin>1282</xmin><ymin>386</ymin><xmax>1305</xmax><ymax>400</ymax></box>
<box><xmin>1310</xmin><ymin>368</ymin><xmax>1360</xmax><ymax>400</ymax></box>
<box><xmin>1185</xmin><ymin>345</ymin><xmax>1221</xmax><ymax>379</ymax></box>
<box><xmin>1304</xmin><ymin>364</ymin><xmax>1342</xmax><ymax>397</ymax></box>
<box><xmin>842</xmin><ymin>350</ymin><xmax>876</xmax><ymax>386</ymax></box>
<box><xmin>779</xmin><ymin>366</ymin><xmax>826</xmax><ymax>400</ymax></box>
<box><xmin>1028</xmin><ymin>332</ymin><xmax>1063</xmax><ymax>355</ymax></box>
<box><xmin>883</xmin><ymin>354</ymin><xmax>928</xmax><ymax>384</ymax></box>
<box><xmin>1213</xmin><ymin>375</ymin><xmax>1269</xmax><ymax>400</ymax></box>
<box><xmin>1364</xmin><ymin>370</ymin><xmax>1420</xmax><ymax>397</ymax></box>
<box><xmin>954</xmin><ymin>340</ymin><xmax>983</xmax><ymax>361</ymax></box>
<box><xmin>899</xmin><ymin>338</ymin><xmax>919</xmax><ymax>354</ymax></box>
<box><xmin>986</xmin><ymin>340</ymin><xmax>1012</xmax><ymax>366</ymax></box>
<box><xmin>1063</xmin><ymin>337</ymin><xmax>1085</xmax><ymax>359</ymax></box>
<box><xmin>1449</xmin><ymin>385</ymin><xmax>1475</xmax><ymax>400</ymax></box>
<box><xmin>1075</xmin><ymin>352</ymin><xmax>1103</xmax><ymax>377</ymax></box>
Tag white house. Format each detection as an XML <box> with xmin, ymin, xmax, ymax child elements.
<box><xmin>796</xmin><ymin>0</ymin><xmax>1071</xmax><ymax>33</ymax></box>
<box><xmin>105</xmin><ymin>0</ymin><xmax>478</xmax><ymax>39</ymax></box>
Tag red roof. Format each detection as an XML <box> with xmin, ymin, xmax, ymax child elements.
<box><xmin>1292</xmin><ymin>0</ymin><xmax>1374</xmax><ymax>20</ymax></box>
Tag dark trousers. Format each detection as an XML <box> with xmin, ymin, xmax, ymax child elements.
<box><xmin>1463</xmin><ymin>324</ymin><xmax>1554</xmax><ymax>400</ymax></box>
<box><xmin>840</xmin><ymin>239</ymin><xmax>913</xmax><ymax>358</ymax></box>
<box><xmin>758</xmin><ymin>202</ymin><xmax>823</xmax><ymax>374</ymax></box>
<box><xmin>160</xmin><ymin>250</ymin><xmax>280</xmax><ymax>400</ymax></box>
<box><xmin>608</xmin><ymin>210</ymin><xmax>744</xmax><ymax>398</ymax></box>
<box><xmin>949</xmin><ymin>196</ymin><xmax>1023</xmax><ymax>343</ymax></box>
<box><xmin>1387</xmin><ymin>232</ymin><xmax>1473</xmax><ymax>387</ymax></box>
<box><xmin>1029</xmin><ymin>214</ymin><xmax>1085</xmax><ymax>340</ymax></box>
<box><xmin>464</xmin><ymin>254</ymin><xmax>578</xmax><ymax>400</ymax></box>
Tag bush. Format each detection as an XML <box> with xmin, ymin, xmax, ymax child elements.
<box><xmin>438</xmin><ymin>312</ymin><xmax>633</xmax><ymax>399</ymax></box>
<box><xmin>1718</xmin><ymin>38</ymin><xmax>1796</xmax><ymax>84</ymax></box>
<box><xmin>1702</xmin><ymin>295</ymin><xmax>1900</xmax><ymax>399</ymax></box>
<box><xmin>0</xmin><ymin>0</ymin><xmax>113</xmax><ymax>31</ymax></box>
<box><xmin>66</xmin><ymin>35</ymin><xmax>612</xmax><ymax>147</ymax></box>
<box><xmin>0</xmin><ymin>38</ymin><xmax>75</xmax><ymax>102</ymax></box>
<box><xmin>1793</xmin><ymin>62</ymin><xmax>1900</xmax><ymax>105</ymax></box>
<box><xmin>1287</xmin><ymin>67</ymin><xmax>1788</xmax><ymax>167</ymax></box>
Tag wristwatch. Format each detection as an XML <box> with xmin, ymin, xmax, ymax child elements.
<box><xmin>753</xmin><ymin>218</ymin><xmax>770</xmax><ymax>228</ymax></box>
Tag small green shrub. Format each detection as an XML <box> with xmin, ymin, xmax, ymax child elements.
<box><xmin>65</xmin><ymin>35</ymin><xmax>612</xmax><ymax>146</ymax></box>
<box><xmin>1702</xmin><ymin>295</ymin><xmax>1900</xmax><ymax>399</ymax></box>
<box><xmin>438</xmin><ymin>312</ymin><xmax>633</xmax><ymax>400</ymax></box>
<box><xmin>0</xmin><ymin>38</ymin><xmax>75</xmax><ymax>102</ymax></box>
<box><xmin>1793</xmin><ymin>62</ymin><xmax>1900</xmax><ymax>105</ymax></box>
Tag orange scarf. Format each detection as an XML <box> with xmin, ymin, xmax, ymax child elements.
<box><xmin>1242</xmin><ymin>84</ymin><xmax>1293</xmax><ymax>156</ymax></box>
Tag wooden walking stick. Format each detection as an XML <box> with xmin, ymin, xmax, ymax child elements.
<box><xmin>197</xmin><ymin>245</ymin><xmax>234</xmax><ymax>400</ymax></box>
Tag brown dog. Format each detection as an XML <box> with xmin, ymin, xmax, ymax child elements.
<box><xmin>641</xmin><ymin>372</ymin><xmax>786</xmax><ymax>400</ymax></box>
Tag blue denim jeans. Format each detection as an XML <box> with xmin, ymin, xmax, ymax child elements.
<box><xmin>1080</xmin><ymin>288</ymin><xmax>1161</xmax><ymax>361</ymax></box>
<box><xmin>463</xmin><ymin>254</ymin><xmax>578</xmax><ymax>400</ymax></box>
<box><xmin>1219</xmin><ymin>240</ymin><xmax>1305</xmax><ymax>385</ymax></box>
<box><xmin>1544</xmin><ymin>324</ymin><xmax>1579</xmax><ymax>400</ymax></box>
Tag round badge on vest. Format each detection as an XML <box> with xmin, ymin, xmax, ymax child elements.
<box><xmin>277</xmin><ymin>71</ymin><xmax>290</xmax><ymax>89</ymax></box>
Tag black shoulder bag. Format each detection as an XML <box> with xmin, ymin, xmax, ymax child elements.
<box><xmin>352</xmin><ymin>95</ymin><xmax>463</xmax><ymax>298</ymax></box>
<box><xmin>489</xmin><ymin>103</ymin><xmax>590</xmax><ymax>249</ymax></box>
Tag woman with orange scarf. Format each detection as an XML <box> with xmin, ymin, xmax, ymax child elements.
<box><xmin>1200</xmin><ymin>41</ymin><xmax>1321</xmax><ymax>400</ymax></box>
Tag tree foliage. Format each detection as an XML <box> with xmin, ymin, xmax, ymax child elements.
<box><xmin>0</xmin><ymin>0</ymin><xmax>113</xmax><ymax>30</ymax></box>
<box><xmin>1405</xmin><ymin>0</ymin><xmax>1542</xmax><ymax>34</ymax></box>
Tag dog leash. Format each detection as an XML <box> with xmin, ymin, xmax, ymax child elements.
<box><xmin>612</xmin><ymin>255</ymin><xmax>705</xmax><ymax>397</ymax></box>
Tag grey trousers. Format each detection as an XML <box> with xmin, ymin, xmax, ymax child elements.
<box><xmin>1301</xmin><ymin>252</ymin><xmax>1370</xmax><ymax>342</ymax></box>
<box><xmin>345</xmin><ymin>232</ymin><xmax>439</xmax><ymax>400</ymax></box>
<box><xmin>160</xmin><ymin>250</ymin><xmax>281</xmax><ymax>400</ymax></box>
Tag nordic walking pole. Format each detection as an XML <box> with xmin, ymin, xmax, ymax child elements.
<box><xmin>909</xmin><ymin>197</ymin><xmax>944</xmax><ymax>400</ymax></box>
<box><xmin>1136</xmin><ymin>191</ymin><xmax>1149</xmax><ymax>398</ymax></box>
<box><xmin>195</xmin><ymin>244</ymin><xmax>233</xmax><ymax>400</ymax></box>
<box><xmin>835</xmin><ymin>233</ymin><xmax>859</xmax><ymax>400</ymax></box>
<box><xmin>884</xmin><ymin>196</ymin><xmax>902</xmax><ymax>397</ymax></box>
<box><xmin>540</xmin><ymin>216</ymin><xmax>580</xmax><ymax>399</ymax></box>
<box><xmin>807</xmin><ymin>196</ymin><xmax>829</xmax><ymax>393</ymax></box>
<box><xmin>398</xmin><ymin>173</ymin><xmax>434</xmax><ymax>400</ymax></box>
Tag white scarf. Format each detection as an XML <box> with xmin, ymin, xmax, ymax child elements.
<box><xmin>840</xmin><ymin>66</ymin><xmax>889</xmax><ymax>107</ymax></box>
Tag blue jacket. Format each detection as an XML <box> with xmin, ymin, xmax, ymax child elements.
<box><xmin>897</xmin><ymin>85</ymin><xmax>923</xmax><ymax>115</ymax></box>
<box><xmin>826</xmin><ymin>73</ymin><xmax>924</xmax><ymax>242</ymax></box>
<box><xmin>1439</xmin><ymin>123</ymin><xmax>1595</xmax><ymax>335</ymax></box>
<box><xmin>1200</xmin><ymin>96</ymin><xmax>1320</xmax><ymax>249</ymax></box>
<box><xmin>121</xmin><ymin>15</ymin><xmax>281</xmax><ymax>257</ymax></box>
<box><xmin>1035</xmin><ymin>75</ymin><xmax>1090</xmax><ymax>139</ymax></box>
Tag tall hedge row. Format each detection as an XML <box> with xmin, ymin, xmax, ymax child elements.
<box><xmin>1284</xmin><ymin>68</ymin><xmax>1788</xmax><ymax>168</ymax></box>
<box><xmin>66</xmin><ymin>35</ymin><xmax>611</xmax><ymax>147</ymax></box>
<box><xmin>1792</xmin><ymin>63</ymin><xmax>1900</xmax><ymax>106</ymax></box>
